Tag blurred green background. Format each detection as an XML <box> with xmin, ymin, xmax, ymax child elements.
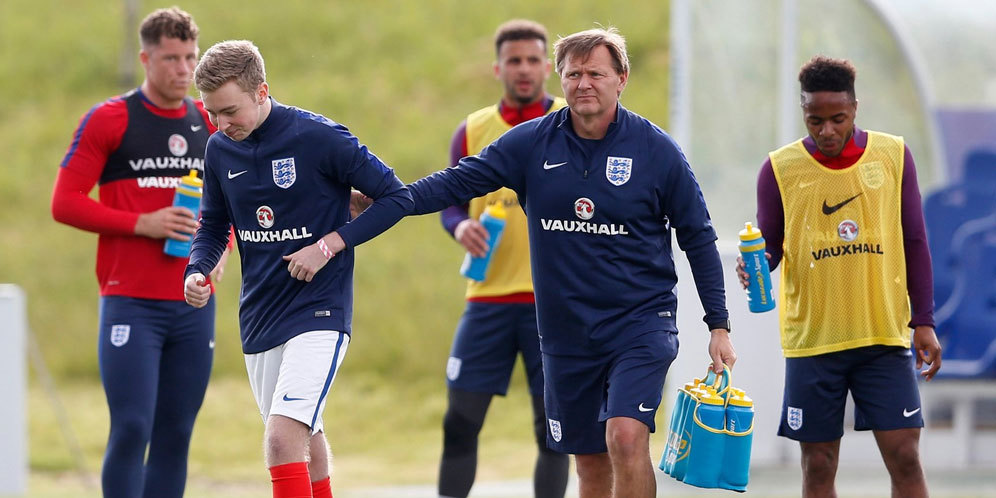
<box><xmin>0</xmin><ymin>0</ymin><xmax>960</xmax><ymax>496</ymax></box>
<box><xmin>0</xmin><ymin>0</ymin><xmax>674</xmax><ymax>495</ymax></box>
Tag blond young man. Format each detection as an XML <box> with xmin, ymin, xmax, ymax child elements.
<box><xmin>184</xmin><ymin>40</ymin><xmax>411</xmax><ymax>498</ymax></box>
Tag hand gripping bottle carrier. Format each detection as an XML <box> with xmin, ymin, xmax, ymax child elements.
<box><xmin>660</xmin><ymin>365</ymin><xmax>754</xmax><ymax>492</ymax></box>
<box><xmin>460</xmin><ymin>202</ymin><xmax>507</xmax><ymax>281</ymax></box>
<box><xmin>738</xmin><ymin>222</ymin><xmax>775</xmax><ymax>313</ymax></box>
<box><xmin>163</xmin><ymin>170</ymin><xmax>203</xmax><ymax>258</ymax></box>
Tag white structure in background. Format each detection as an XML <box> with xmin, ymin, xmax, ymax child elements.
<box><xmin>0</xmin><ymin>284</ymin><xmax>27</xmax><ymax>494</ymax></box>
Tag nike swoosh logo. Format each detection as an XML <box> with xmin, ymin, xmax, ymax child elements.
<box><xmin>638</xmin><ymin>403</ymin><xmax>654</xmax><ymax>413</ymax></box>
<box><xmin>283</xmin><ymin>394</ymin><xmax>307</xmax><ymax>402</ymax></box>
<box><xmin>191</xmin><ymin>124</ymin><xmax>203</xmax><ymax>132</ymax></box>
<box><xmin>822</xmin><ymin>193</ymin><xmax>862</xmax><ymax>215</ymax></box>
<box><xmin>208</xmin><ymin>340</ymin><xmax>215</xmax><ymax>349</ymax></box>
<box><xmin>903</xmin><ymin>407</ymin><xmax>921</xmax><ymax>418</ymax></box>
<box><xmin>543</xmin><ymin>161</ymin><xmax>567</xmax><ymax>170</ymax></box>
<box><xmin>228</xmin><ymin>170</ymin><xmax>247</xmax><ymax>179</ymax></box>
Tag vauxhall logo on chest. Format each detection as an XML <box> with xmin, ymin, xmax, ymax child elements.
<box><xmin>237</xmin><ymin>205</ymin><xmax>314</xmax><ymax>243</ymax></box>
<box><xmin>811</xmin><ymin>218</ymin><xmax>885</xmax><ymax>261</ymax></box>
<box><xmin>129</xmin><ymin>133</ymin><xmax>204</xmax><ymax>172</ymax></box>
<box><xmin>540</xmin><ymin>197</ymin><xmax>629</xmax><ymax>236</ymax></box>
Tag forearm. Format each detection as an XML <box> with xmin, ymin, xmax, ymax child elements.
<box><xmin>756</xmin><ymin>159</ymin><xmax>784</xmax><ymax>269</ymax></box>
<box><xmin>336</xmin><ymin>186</ymin><xmax>413</xmax><ymax>248</ymax></box>
<box><xmin>685</xmin><ymin>241</ymin><xmax>730</xmax><ymax>327</ymax></box>
<box><xmin>186</xmin><ymin>223</ymin><xmax>230</xmax><ymax>278</ymax></box>
<box><xmin>900</xmin><ymin>149</ymin><xmax>934</xmax><ymax>327</ymax></box>
<box><xmin>51</xmin><ymin>168</ymin><xmax>138</xmax><ymax>235</ymax></box>
<box><xmin>409</xmin><ymin>162</ymin><xmax>503</xmax><ymax>216</ymax></box>
<box><xmin>441</xmin><ymin>121</ymin><xmax>472</xmax><ymax>236</ymax></box>
<box><xmin>441</xmin><ymin>204</ymin><xmax>470</xmax><ymax>237</ymax></box>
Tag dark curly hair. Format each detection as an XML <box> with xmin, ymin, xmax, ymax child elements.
<box><xmin>494</xmin><ymin>19</ymin><xmax>548</xmax><ymax>55</ymax></box>
<box><xmin>799</xmin><ymin>55</ymin><xmax>856</xmax><ymax>100</ymax></box>
<box><xmin>139</xmin><ymin>6</ymin><xmax>199</xmax><ymax>47</ymax></box>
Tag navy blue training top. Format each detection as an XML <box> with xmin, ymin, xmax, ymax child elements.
<box><xmin>186</xmin><ymin>99</ymin><xmax>412</xmax><ymax>353</ymax></box>
<box><xmin>405</xmin><ymin>105</ymin><xmax>728</xmax><ymax>356</ymax></box>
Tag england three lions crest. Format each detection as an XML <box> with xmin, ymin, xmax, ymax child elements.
<box><xmin>787</xmin><ymin>406</ymin><xmax>803</xmax><ymax>430</ymax></box>
<box><xmin>548</xmin><ymin>419</ymin><xmax>563</xmax><ymax>442</ymax></box>
<box><xmin>272</xmin><ymin>157</ymin><xmax>296</xmax><ymax>189</ymax></box>
<box><xmin>606</xmin><ymin>156</ymin><xmax>632</xmax><ymax>186</ymax></box>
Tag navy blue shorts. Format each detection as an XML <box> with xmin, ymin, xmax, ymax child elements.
<box><xmin>445</xmin><ymin>301</ymin><xmax>544</xmax><ymax>396</ymax></box>
<box><xmin>542</xmin><ymin>330</ymin><xmax>678</xmax><ymax>454</ymax></box>
<box><xmin>779</xmin><ymin>345</ymin><xmax>924</xmax><ymax>442</ymax></box>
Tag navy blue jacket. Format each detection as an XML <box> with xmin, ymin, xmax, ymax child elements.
<box><xmin>407</xmin><ymin>105</ymin><xmax>728</xmax><ymax>356</ymax></box>
<box><xmin>187</xmin><ymin>99</ymin><xmax>412</xmax><ymax>353</ymax></box>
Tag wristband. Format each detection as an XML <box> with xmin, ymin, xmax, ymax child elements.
<box><xmin>708</xmin><ymin>319</ymin><xmax>731</xmax><ymax>333</ymax></box>
<box><xmin>317</xmin><ymin>239</ymin><xmax>333</xmax><ymax>260</ymax></box>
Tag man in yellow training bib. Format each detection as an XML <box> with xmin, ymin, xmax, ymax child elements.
<box><xmin>436</xmin><ymin>19</ymin><xmax>569</xmax><ymax>498</ymax></box>
<box><xmin>737</xmin><ymin>55</ymin><xmax>942</xmax><ymax>498</ymax></box>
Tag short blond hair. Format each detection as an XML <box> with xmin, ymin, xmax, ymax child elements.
<box><xmin>554</xmin><ymin>27</ymin><xmax>629</xmax><ymax>77</ymax></box>
<box><xmin>194</xmin><ymin>40</ymin><xmax>266</xmax><ymax>95</ymax></box>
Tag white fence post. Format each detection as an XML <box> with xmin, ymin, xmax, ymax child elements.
<box><xmin>0</xmin><ymin>284</ymin><xmax>28</xmax><ymax>495</ymax></box>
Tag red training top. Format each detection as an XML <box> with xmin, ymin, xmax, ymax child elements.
<box><xmin>53</xmin><ymin>89</ymin><xmax>223</xmax><ymax>300</ymax></box>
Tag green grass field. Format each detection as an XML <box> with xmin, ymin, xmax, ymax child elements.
<box><xmin>1</xmin><ymin>0</ymin><xmax>675</xmax><ymax>494</ymax></box>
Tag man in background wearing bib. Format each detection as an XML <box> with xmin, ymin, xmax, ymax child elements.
<box><xmin>738</xmin><ymin>55</ymin><xmax>942</xmax><ymax>498</ymax></box>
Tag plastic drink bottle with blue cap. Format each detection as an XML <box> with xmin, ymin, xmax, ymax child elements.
<box><xmin>671</xmin><ymin>385</ymin><xmax>710</xmax><ymax>481</ymax></box>
<box><xmin>721</xmin><ymin>389</ymin><xmax>754</xmax><ymax>491</ymax></box>
<box><xmin>739</xmin><ymin>222</ymin><xmax>776</xmax><ymax>312</ymax></box>
<box><xmin>164</xmin><ymin>170</ymin><xmax>203</xmax><ymax>258</ymax></box>
<box><xmin>460</xmin><ymin>202</ymin><xmax>507</xmax><ymax>281</ymax></box>
<box><xmin>662</xmin><ymin>378</ymin><xmax>701</xmax><ymax>475</ymax></box>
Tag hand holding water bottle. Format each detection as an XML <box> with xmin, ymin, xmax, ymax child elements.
<box><xmin>736</xmin><ymin>222</ymin><xmax>775</xmax><ymax>313</ymax></box>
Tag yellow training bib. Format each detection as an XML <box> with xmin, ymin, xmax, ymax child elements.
<box><xmin>770</xmin><ymin>130</ymin><xmax>911</xmax><ymax>357</ymax></box>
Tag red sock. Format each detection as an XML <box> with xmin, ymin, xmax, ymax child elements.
<box><xmin>311</xmin><ymin>476</ymin><xmax>332</xmax><ymax>498</ymax></box>
<box><xmin>269</xmin><ymin>461</ymin><xmax>312</xmax><ymax>498</ymax></box>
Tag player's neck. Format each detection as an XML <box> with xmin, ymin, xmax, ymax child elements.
<box><xmin>501</xmin><ymin>94</ymin><xmax>544</xmax><ymax>110</ymax></box>
<box><xmin>139</xmin><ymin>81</ymin><xmax>186</xmax><ymax>110</ymax></box>
<box><xmin>255</xmin><ymin>97</ymin><xmax>273</xmax><ymax>130</ymax></box>
<box><xmin>571</xmin><ymin>109</ymin><xmax>614</xmax><ymax>140</ymax></box>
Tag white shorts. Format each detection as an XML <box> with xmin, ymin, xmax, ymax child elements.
<box><xmin>244</xmin><ymin>330</ymin><xmax>349</xmax><ymax>435</ymax></box>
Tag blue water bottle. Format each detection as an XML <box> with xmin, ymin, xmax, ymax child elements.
<box><xmin>163</xmin><ymin>170</ymin><xmax>203</xmax><ymax>258</ymax></box>
<box><xmin>670</xmin><ymin>385</ymin><xmax>709</xmax><ymax>481</ymax></box>
<box><xmin>682</xmin><ymin>390</ymin><xmax>727</xmax><ymax>489</ymax></box>
<box><xmin>721</xmin><ymin>389</ymin><xmax>754</xmax><ymax>491</ymax></box>
<box><xmin>739</xmin><ymin>222</ymin><xmax>775</xmax><ymax>313</ymax></box>
<box><xmin>460</xmin><ymin>202</ymin><xmax>507</xmax><ymax>281</ymax></box>
<box><xmin>661</xmin><ymin>379</ymin><xmax>700</xmax><ymax>475</ymax></box>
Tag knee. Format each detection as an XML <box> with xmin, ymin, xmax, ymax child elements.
<box><xmin>605</xmin><ymin>420</ymin><xmax>648</xmax><ymax>461</ymax></box>
<box><xmin>160</xmin><ymin>418</ymin><xmax>195</xmax><ymax>445</ymax></box>
<box><xmin>265</xmin><ymin>432</ymin><xmax>309</xmax><ymax>465</ymax></box>
<box><xmin>264</xmin><ymin>418</ymin><xmax>311</xmax><ymax>465</ymax></box>
<box><xmin>801</xmin><ymin>445</ymin><xmax>838</xmax><ymax>479</ymax></box>
<box><xmin>532</xmin><ymin>409</ymin><xmax>550</xmax><ymax>448</ymax></box>
<box><xmin>442</xmin><ymin>408</ymin><xmax>483</xmax><ymax>455</ymax></box>
<box><xmin>885</xmin><ymin>440</ymin><xmax>923</xmax><ymax>478</ymax></box>
<box><xmin>110</xmin><ymin>414</ymin><xmax>153</xmax><ymax>446</ymax></box>
<box><xmin>575</xmin><ymin>453</ymin><xmax>611</xmax><ymax>481</ymax></box>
